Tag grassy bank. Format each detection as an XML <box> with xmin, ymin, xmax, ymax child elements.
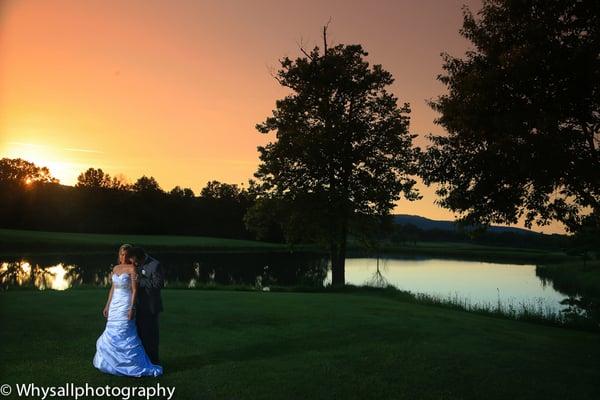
<box><xmin>0</xmin><ymin>228</ymin><xmax>571</xmax><ymax>264</ymax></box>
<box><xmin>0</xmin><ymin>228</ymin><xmax>295</xmax><ymax>254</ymax></box>
<box><xmin>536</xmin><ymin>260</ymin><xmax>600</xmax><ymax>298</ymax></box>
<box><xmin>372</xmin><ymin>240</ymin><xmax>571</xmax><ymax>263</ymax></box>
<box><xmin>166</xmin><ymin>283</ymin><xmax>599</xmax><ymax>331</ymax></box>
<box><xmin>1</xmin><ymin>289</ymin><xmax>599</xmax><ymax>400</ymax></box>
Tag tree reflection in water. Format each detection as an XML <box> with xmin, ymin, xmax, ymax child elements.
<box><xmin>0</xmin><ymin>251</ymin><xmax>329</xmax><ymax>290</ymax></box>
<box><xmin>0</xmin><ymin>261</ymin><xmax>78</xmax><ymax>290</ymax></box>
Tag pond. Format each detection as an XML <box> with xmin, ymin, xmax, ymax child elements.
<box><xmin>0</xmin><ymin>251</ymin><xmax>573</xmax><ymax>314</ymax></box>
<box><xmin>327</xmin><ymin>258</ymin><xmax>568</xmax><ymax>312</ymax></box>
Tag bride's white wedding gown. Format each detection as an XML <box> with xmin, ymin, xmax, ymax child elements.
<box><xmin>93</xmin><ymin>273</ymin><xmax>163</xmax><ymax>377</ymax></box>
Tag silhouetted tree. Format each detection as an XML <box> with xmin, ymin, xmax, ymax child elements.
<box><xmin>242</xmin><ymin>179</ymin><xmax>285</xmax><ymax>242</ymax></box>
<box><xmin>132</xmin><ymin>176</ymin><xmax>163</xmax><ymax>194</ymax></box>
<box><xmin>76</xmin><ymin>168</ymin><xmax>131</xmax><ymax>190</ymax></box>
<box><xmin>420</xmin><ymin>0</ymin><xmax>600</xmax><ymax>234</ymax></box>
<box><xmin>243</xmin><ymin>196</ymin><xmax>288</xmax><ymax>242</ymax></box>
<box><xmin>170</xmin><ymin>186</ymin><xmax>195</xmax><ymax>198</ymax></box>
<box><xmin>351</xmin><ymin>213</ymin><xmax>395</xmax><ymax>255</ymax></box>
<box><xmin>170</xmin><ymin>186</ymin><xmax>183</xmax><ymax>197</ymax></box>
<box><xmin>0</xmin><ymin>158</ymin><xmax>57</xmax><ymax>184</ymax></box>
<box><xmin>570</xmin><ymin>221</ymin><xmax>600</xmax><ymax>265</ymax></box>
<box><xmin>76</xmin><ymin>168</ymin><xmax>112</xmax><ymax>188</ymax></box>
<box><xmin>251</xmin><ymin>26</ymin><xmax>421</xmax><ymax>285</ymax></box>
<box><xmin>200</xmin><ymin>181</ymin><xmax>242</xmax><ymax>200</ymax></box>
<box><xmin>109</xmin><ymin>174</ymin><xmax>131</xmax><ymax>191</ymax></box>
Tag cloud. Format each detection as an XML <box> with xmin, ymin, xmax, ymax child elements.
<box><xmin>8</xmin><ymin>141</ymin><xmax>103</xmax><ymax>154</ymax></box>
<box><xmin>63</xmin><ymin>147</ymin><xmax>104</xmax><ymax>154</ymax></box>
<box><xmin>8</xmin><ymin>141</ymin><xmax>46</xmax><ymax>148</ymax></box>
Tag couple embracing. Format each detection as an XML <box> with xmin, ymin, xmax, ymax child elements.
<box><xmin>93</xmin><ymin>244</ymin><xmax>164</xmax><ymax>377</ymax></box>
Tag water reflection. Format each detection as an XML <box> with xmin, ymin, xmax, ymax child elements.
<box><xmin>325</xmin><ymin>258</ymin><xmax>568</xmax><ymax>311</ymax></box>
<box><xmin>0</xmin><ymin>252</ymin><xmax>329</xmax><ymax>291</ymax></box>
<box><xmin>0</xmin><ymin>261</ymin><xmax>76</xmax><ymax>290</ymax></box>
<box><xmin>0</xmin><ymin>253</ymin><xmax>587</xmax><ymax>316</ymax></box>
<box><xmin>536</xmin><ymin>269</ymin><xmax>600</xmax><ymax>323</ymax></box>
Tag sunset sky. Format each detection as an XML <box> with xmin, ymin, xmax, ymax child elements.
<box><xmin>0</xmin><ymin>0</ymin><xmax>566</xmax><ymax>234</ymax></box>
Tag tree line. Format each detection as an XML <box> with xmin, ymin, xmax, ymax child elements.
<box><xmin>0</xmin><ymin>158</ymin><xmax>283</xmax><ymax>241</ymax></box>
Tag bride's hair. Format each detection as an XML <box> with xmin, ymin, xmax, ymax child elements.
<box><xmin>123</xmin><ymin>247</ymin><xmax>136</xmax><ymax>265</ymax></box>
<box><xmin>118</xmin><ymin>244</ymin><xmax>134</xmax><ymax>265</ymax></box>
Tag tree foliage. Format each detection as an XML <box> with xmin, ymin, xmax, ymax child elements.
<box><xmin>76</xmin><ymin>168</ymin><xmax>131</xmax><ymax>190</ymax></box>
<box><xmin>132</xmin><ymin>176</ymin><xmax>163</xmax><ymax>194</ymax></box>
<box><xmin>420</xmin><ymin>0</ymin><xmax>600</xmax><ymax>233</ymax></box>
<box><xmin>250</xmin><ymin>28</ymin><xmax>421</xmax><ymax>285</ymax></box>
<box><xmin>200</xmin><ymin>180</ymin><xmax>244</xmax><ymax>201</ymax></box>
<box><xmin>0</xmin><ymin>158</ymin><xmax>58</xmax><ymax>185</ymax></box>
<box><xmin>76</xmin><ymin>168</ymin><xmax>112</xmax><ymax>188</ymax></box>
<box><xmin>170</xmin><ymin>186</ymin><xmax>195</xmax><ymax>198</ymax></box>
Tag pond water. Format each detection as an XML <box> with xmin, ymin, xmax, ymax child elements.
<box><xmin>326</xmin><ymin>258</ymin><xmax>568</xmax><ymax>312</ymax></box>
<box><xmin>0</xmin><ymin>251</ymin><xmax>572</xmax><ymax>313</ymax></box>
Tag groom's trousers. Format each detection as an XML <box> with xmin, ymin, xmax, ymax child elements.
<box><xmin>136</xmin><ymin>310</ymin><xmax>160</xmax><ymax>364</ymax></box>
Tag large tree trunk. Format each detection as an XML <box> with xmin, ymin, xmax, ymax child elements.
<box><xmin>330</xmin><ymin>251</ymin><xmax>345</xmax><ymax>286</ymax></box>
<box><xmin>330</xmin><ymin>241</ymin><xmax>341</xmax><ymax>286</ymax></box>
<box><xmin>330</xmin><ymin>217</ymin><xmax>348</xmax><ymax>286</ymax></box>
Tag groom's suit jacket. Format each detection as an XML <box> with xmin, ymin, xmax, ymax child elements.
<box><xmin>136</xmin><ymin>255</ymin><xmax>164</xmax><ymax>315</ymax></box>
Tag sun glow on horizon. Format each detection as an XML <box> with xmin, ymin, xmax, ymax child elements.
<box><xmin>1</xmin><ymin>141</ymin><xmax>86</xmax><ymax>185</ymax></box>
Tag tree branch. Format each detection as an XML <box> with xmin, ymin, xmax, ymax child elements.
<box><xmin>296</xmin><ymin>37</ymin><xmax>314</xmax><ymax>60</ymax></box>
<box><xmin>323</xmin><ymin>17</ymin><xmax>332</xmax><ymax>56</ymax></box>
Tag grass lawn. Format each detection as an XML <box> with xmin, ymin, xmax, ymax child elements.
<box><xmin>0</xmin><ymin>228</ymin><xmax>292</xmax><ymax>253</ymax></box>
<box><xmin>1</xmin><ymin>289</ymin><xmax>598</xmax><ymax>400</ymax></box>
<box><xmin>374</xmin><ymin>240</ymin><xmax>571</xmax><ymax>263</ymax></box>
<box><xmin>0</xmin><ymin>228</ymin><xmax>571</xmax><ymax>264</ymax></box>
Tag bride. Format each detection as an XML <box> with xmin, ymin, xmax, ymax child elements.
<box><xmin>93</xmin><ymin>246</ymin><xmax>163</xmax><ymax>377</ymax></box>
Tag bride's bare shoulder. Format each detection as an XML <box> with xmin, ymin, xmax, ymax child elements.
<box><xmin>112</xmin><ymin>264</ymin><xmax>133</xmax><ymax>273</ymax></box>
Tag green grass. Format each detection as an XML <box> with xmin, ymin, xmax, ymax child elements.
<box><xmin>0</xmin><ymin>228</ymin><xmax>571</xmax><ymax>264</ymax></box>
<box><xmin>370</xmin><ymin>240</ymin><xmax>571</xmax><ymax>263</ymax></box>
<box><xmin>1</xmin><ymin>289</ymin><xmax>598</xmax><ymax>400</ymax></box>
<box><xmin>0</xmin><ymin>228</ymin><xmax>295</xmax><ymax>254</ymax></box>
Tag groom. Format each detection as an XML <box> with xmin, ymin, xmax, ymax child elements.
<box><xmin>131</xmin><ymin>246</ymin><xmax>164</xmax><ymax>364</ymax></box>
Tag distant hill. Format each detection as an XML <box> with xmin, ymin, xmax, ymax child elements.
<box><xmin>392</xmin><ymin>214</ymin><xmax>543</xmax><ymax>236</ymax></box>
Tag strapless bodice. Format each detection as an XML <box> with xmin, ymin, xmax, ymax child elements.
<box><xmin>112</xmin><ymin>273</ymin><xmax>131</xmax><ymax>290</ymax></box>
<box><xmin>108</xmin><ymin>273</ymin><xmax>132</xmax><ymax>321</ymax></box>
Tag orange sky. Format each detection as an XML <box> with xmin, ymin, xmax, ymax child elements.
<box><xmin>0</xmin><ymin>0</ymin><xmax>567</xmax><ymax>234</ymax></box>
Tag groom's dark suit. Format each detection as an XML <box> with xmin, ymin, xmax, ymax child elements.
<box><xmin>135</xmin><ymin>254</ymin><xmax>164</xmax><ymax>364</ymax></box>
